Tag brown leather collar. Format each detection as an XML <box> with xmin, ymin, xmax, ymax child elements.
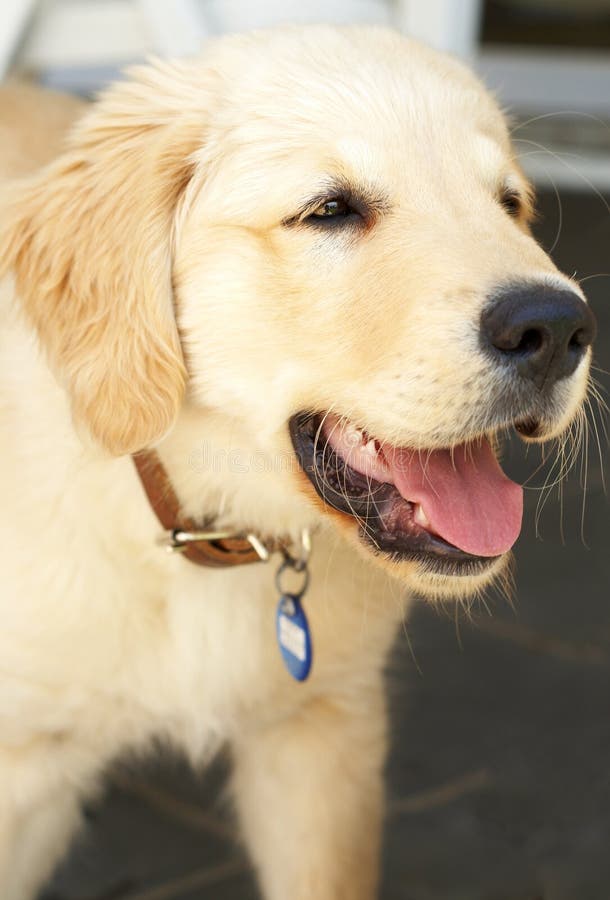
<box><xmin>132</xmin><ymin>450</ymin><xmax>276</xmax><ymax>568</ymax></box>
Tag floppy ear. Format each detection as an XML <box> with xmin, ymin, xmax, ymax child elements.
<box><xmin>1</xmin><ymin>61</ymin><xmax>210</xmax><ymax>455</ymax></box>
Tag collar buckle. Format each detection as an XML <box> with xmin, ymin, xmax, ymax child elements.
<box><xmin>161</xmin><ymin>528</ymin><xmax>233</xmax><ymax>553</ymax></box>
<box><xmin>160</xmin><ymin>528</ymin><xmax>272</xmax><ymax>562</ymax></box>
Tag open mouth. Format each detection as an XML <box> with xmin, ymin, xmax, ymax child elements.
<box><xmin>289</xmin><ymin>412</ymin><xmax>524</xmax><ymax>576</ymax></box>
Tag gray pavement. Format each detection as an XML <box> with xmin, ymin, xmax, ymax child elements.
<box><xmin>44</xmin><ymin>189</ymin><xmax>610</xmax><ymax>900</ymax></box>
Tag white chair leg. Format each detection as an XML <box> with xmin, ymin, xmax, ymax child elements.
<box><xmin>0</xmin><ymin>0</ymin><xmax>38</xmax><ymax>79</ymax></box>
<box><xmin>394</xmin><ymin>0</ymin><xmax>483</xmax><ymax>59</ymax></box>
<box><xmin>136</xmin><ymin>0</ymin><xmax>212</xmax><ymax>57</ymax></box>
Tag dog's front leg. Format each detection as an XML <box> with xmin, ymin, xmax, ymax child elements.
<box><xmin>0</xmin><ymin>757</ymin><xmax>82</xmax><ymax>900</ymax></box>
<box><xmin>232</xmin><ymin>682</ymin><xmax>387</xmax><ymax>900</ymax></box>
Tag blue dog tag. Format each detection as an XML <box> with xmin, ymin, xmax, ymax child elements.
<box><xmin>276</xmin><ymin>593</ymin><xmax>312</xmax><ymax>681</ymax></box>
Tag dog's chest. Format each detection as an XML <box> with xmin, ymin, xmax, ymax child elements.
<box><xmin>98</xmin><ymin>548</ymin><xmax>400</xmax><ymax>762</ymax></box>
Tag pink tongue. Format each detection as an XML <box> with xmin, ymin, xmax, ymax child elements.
<box><xmin>385</xmin><ymin>441</ymin><xmax>523</xmax><ymax>557</ymax></box>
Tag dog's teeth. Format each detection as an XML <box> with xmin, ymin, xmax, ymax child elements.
<box><xmin>344</xmin><ymin>423</ymin><xmax>364</xmax><ymax>446</ymax></box>
<box><xmin>414</xmin><ymin>504</ymin><xmax>431</xmax><ymax>529</ymax></box>
<box><xmin>363</xmin><ymin>439</ymin><xmax>378</xmax><ymax>456</ymax></box>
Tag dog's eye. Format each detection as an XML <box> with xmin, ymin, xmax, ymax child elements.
<box><xmin>500</xmin><ymin>190</ymin><xmax>522</xmax><ymax>218</ymax></box>
<box><xmin>282</xmin><ymin>185</ymin><xmax>384</xmax><ymax>230</ymax></box>
<box><xmin>305</xmin><ymin>197</ymin><xmax>361</xmax><ymax>226</ymax></box>
<box><xmin>310</xmin><ymin>198</ymin><xmax>351</xmax><ymax>219</ymax></box>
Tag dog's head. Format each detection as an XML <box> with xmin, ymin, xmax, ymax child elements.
<box><xmin>1</xmin><ymin>27</ymin><xmax>596</xmax><ymax>598</ymax></box>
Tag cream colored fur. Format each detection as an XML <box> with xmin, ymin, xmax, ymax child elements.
<box><xmin>0</xmin><ymin>28</ymin><xmax>592</xmax><ymax>899</ymax></box>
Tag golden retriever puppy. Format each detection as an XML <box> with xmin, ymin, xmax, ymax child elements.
<box><xmin>0</xmin><ymin>26</ymin><xmax>596</xmax><ymax>900</ymax></box>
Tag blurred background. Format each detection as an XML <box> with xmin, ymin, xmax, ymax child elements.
<box><xmin>1</xmin><ymin>2</ymin><xmax>608</xmax><ymax>899</ymax></box>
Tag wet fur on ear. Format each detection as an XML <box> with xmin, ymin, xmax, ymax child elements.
<box><xmin>0</xmin><ymin>61</ymin><xmax>211</xmax><ymax>455</ymax></box>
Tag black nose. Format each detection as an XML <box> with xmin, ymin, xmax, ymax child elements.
<box><xmin>481</xmin><ymin>283</ymin><xmax>596</xmax><ymax>389</ymax></box>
